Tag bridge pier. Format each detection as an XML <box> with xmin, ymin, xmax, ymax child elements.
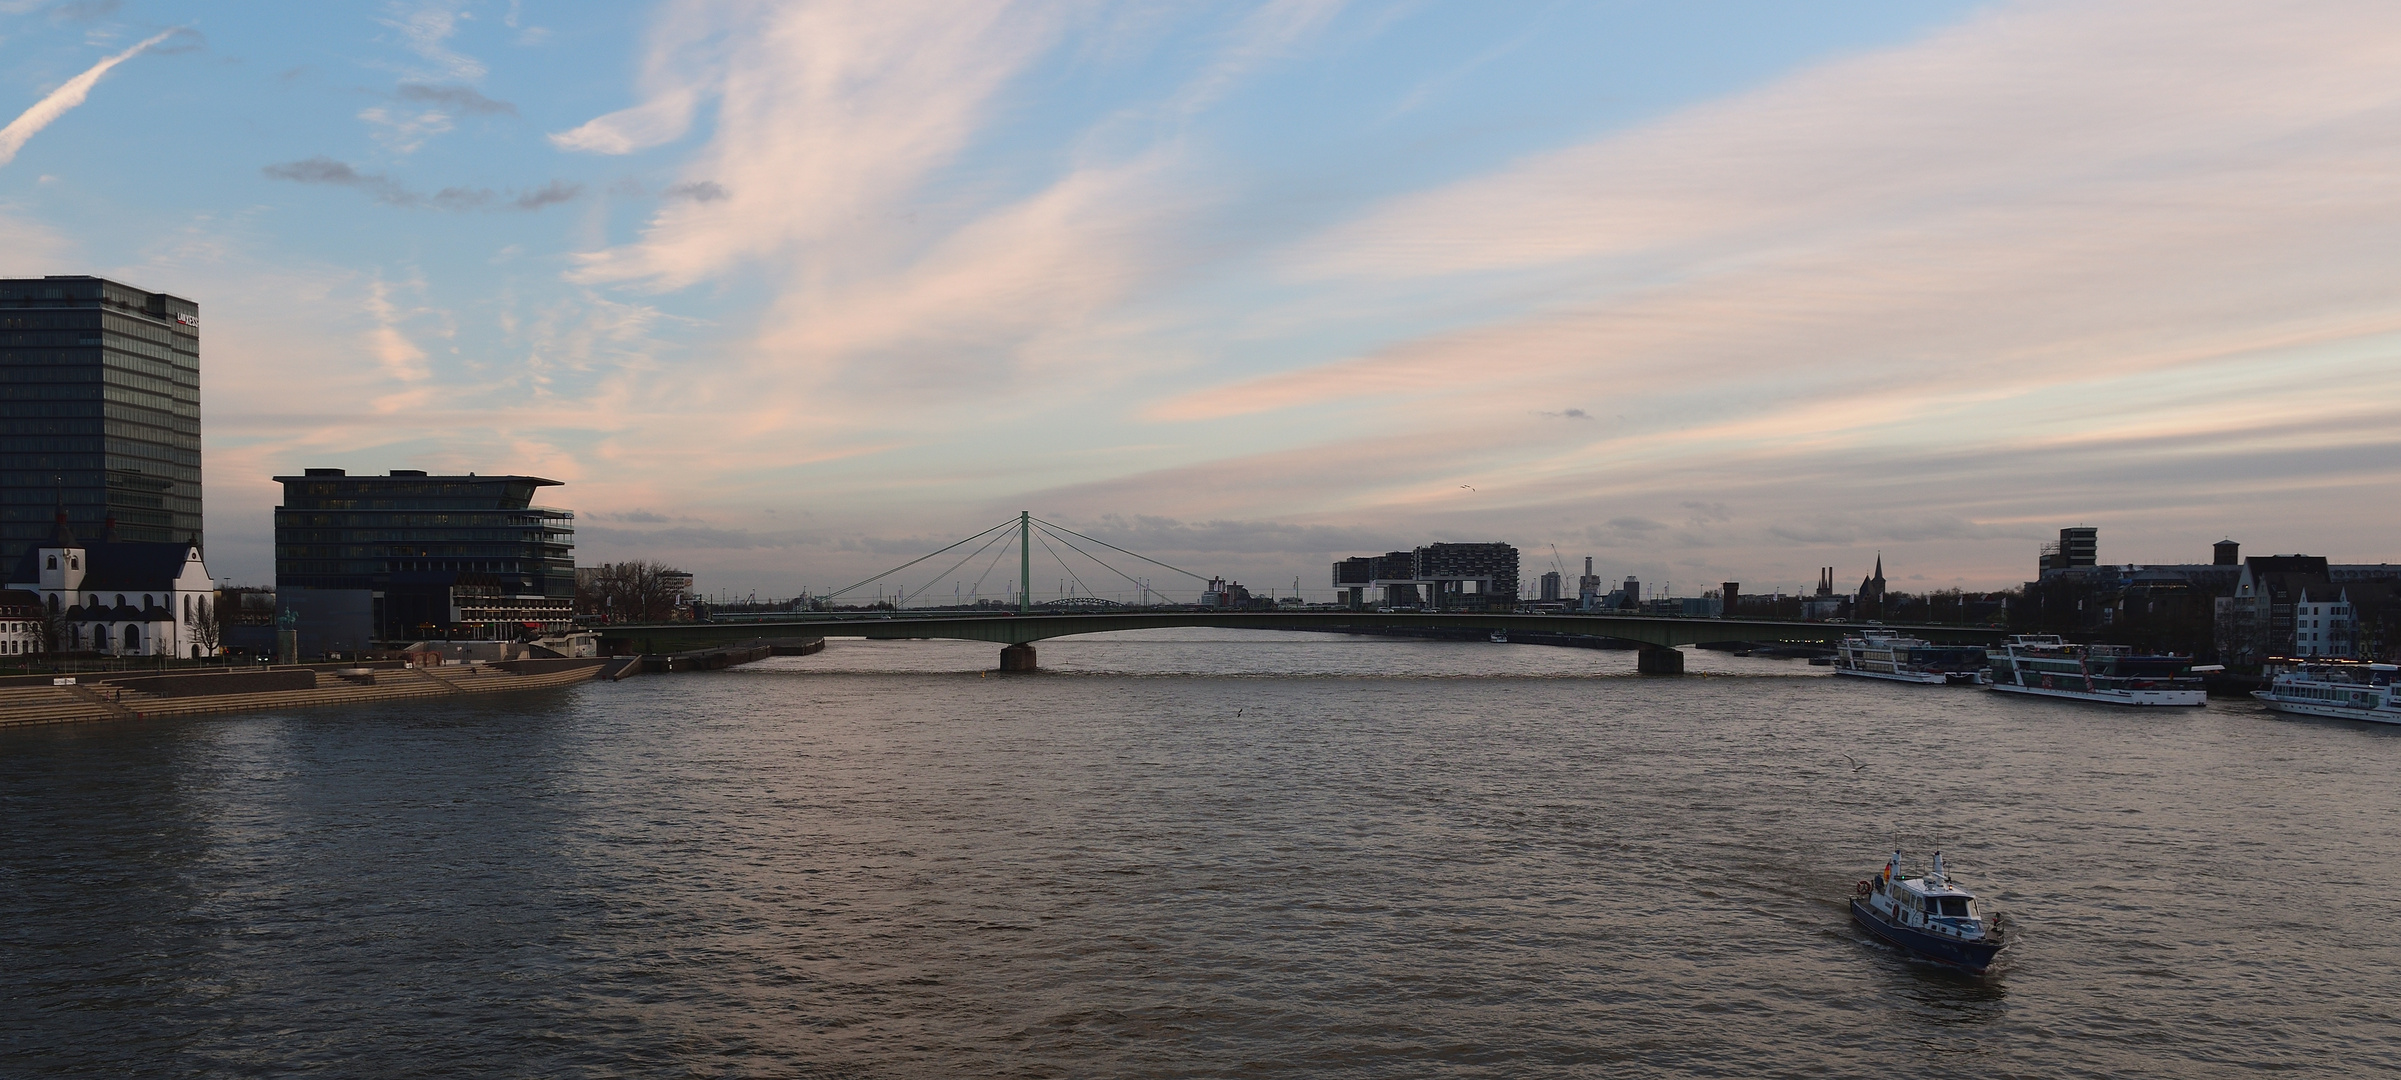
<box><xmin>999</xmin><ymin>643</ymin><xmax>1037</xmax><ymax>672</ymax></box>
<box><xmin>1636</xmin><ymin>644</ymin><xmax>1686</xmax><ymax>675</ymax></box>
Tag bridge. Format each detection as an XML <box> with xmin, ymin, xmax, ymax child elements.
<box><xmin>593</xmin><ymin>610</ymin><xmax>2006</xmax><ymax>673</ymax></box>
<box><xmin>592</xmin><ymin>512</ymin><xmax>2007</xmax><ymax>672</ymax></box>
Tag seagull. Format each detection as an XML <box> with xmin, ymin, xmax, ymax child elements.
<box><xmin>1460</xmin><ymin>485</ymin><xmax>1476</xmax><ymax>491</ymax></box>
<box><xmin>1841</xmin><ymin>754</ymin><xmax>1870</xmax><ymax>772</ymax></box>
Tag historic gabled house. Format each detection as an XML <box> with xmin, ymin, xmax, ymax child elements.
<box><xmin>4</xmin><ymin>513</ymin><xmax>214</xmax><ymax>658</ymax></box>
<box><xmin>0</xmin><ymin>589</ymin><xmax>41</xmax><ymax>658</ymax></box>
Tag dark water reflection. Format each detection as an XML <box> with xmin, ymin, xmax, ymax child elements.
<box><xmin>4</xmin><ymin>630</ymin><xmax>2397</xmax><ymax>1077</ymax></box>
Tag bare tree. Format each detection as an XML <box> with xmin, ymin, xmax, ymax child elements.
<box><xmin>186</xmin><ymin>593</ymin><xmax>222</xmax><ymax>661</ymax></box>
<box><xmin>575</xmin><ymin>562</ymin><xmax>689</xmax><ymax>623</ymax></box>
<box><xmin>34</xmin><ymin>596</ymin><xmax>65</xmax><ymax>662</ymax></box>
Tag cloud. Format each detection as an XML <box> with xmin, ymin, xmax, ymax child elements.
<box><xmin>1156</xmin><ymin>1</ymin><xmax>2401</xmax><ymax>426</ymax></box>
<box><xmin>565</xmin><ymin>0</ymin><xmax>1068</xmax><ymax>288</ymax></box>
<box><xmin>262</xmin><ymin>157</ymin><xmax>583</xmax><ymax>212</ymax></box>
<box><xmin>549</xmin><ymin>87</ymin><xmax>699</xmax><ymax>154</ymax></box>
<box><xmin>660</xmin><ymin>179</ymin><xmax>726</xmax><ymax>202</ymax></box>
<box><xmin>1168</xmin><ymin>0</ymin><xmax>1347</xmax><ymax>116</ymax></box>
<box><xmin>45</xmin><ymin>0</ymin><xmax>119</xmax><ymax>25</ymax></box>
<box><xmin>395</xmin><ymin>82</ymin><xmax>515</xmax><ymax>115</ymax></box>
<box><xmin>511</xmin><ymin>180</ymin><xmax>582</xmax><ymax>210</ymax></box>
<box><xmin>0</xmin><ymin>208</ymin><xmax>71</xmax><ymax>275</ymax></box>
<box><xmin>357</xmin><ymin>105</ymin><xmax>453</xmax><ymax>153</ymax></box>
<box><xmin>0</xmin><ymin>27</ymin><xmax>177</xmax><ymax>169</ymax></box>
<box><xmin>378</xmin><ymin>1</ymin><xmax>485</xmax><ymax>81</ymax></box>
<box><xmin>262</xmin><ymin>156</ymin><xmax>367</xmax><ymax>185</ymax></box>
<box><xmin>576</xmin><ymin>523</ymin><xmax>811</xmax><ymax>550</ymax></box>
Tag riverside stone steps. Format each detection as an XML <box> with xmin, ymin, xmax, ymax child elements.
<box><xmin>0</xmin><ymin>687</ymin><xmax>124</xmax><ymax>728</ymax></box>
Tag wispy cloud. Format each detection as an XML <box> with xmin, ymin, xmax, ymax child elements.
<box><xmin>377</xmin><ymin>0</ymin><xmax>485</xmax><ymax>82</ymax></box>
<box><xmin>0</xmin><ymin>27</ymin><xmax>176</xmax><ymax>168</ymax></box>
<box><xmin>1168</xmin><ymin>0</ymin><xmax>1347</xmax><ymax>116</ymax></box>
<box><xmin>262</xmin><ymin>156</ymin><xmax>583</xmax><ymax>212</ymax></box>
<box><xmin>1153</xmin><ymin>0</ymin><xmax>2401</xmax><ymax>441</ymax></box>
<box><xmin>395</xmin><ymin>82</ymin><xmax>514</xmax><ymax>115</ymax></box>
<box><xmin>46</xmin><ymin>0</ymin><xmax>121</xmax><ymax>26</ymax></box>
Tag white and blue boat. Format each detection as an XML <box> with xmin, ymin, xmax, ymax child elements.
<box><xmin>1851</xmin><ymin>851</ymin><xmax>2006</xmax><ymax>974</ymax></box>
<box><xmin>2252</xmin><ymin>661</ymin><xmax>2401</xmax><ymax>725</ymax></box>
<box><xmin>1834</xmin><ymin>631</ymin><xmax>1991</xmax><ymax>685</ymax></box>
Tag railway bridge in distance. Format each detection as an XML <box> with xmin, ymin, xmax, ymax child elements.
<box><xmin>594</xmin><ymin>610</ymin><xmax>2008</xmax><ymax>674</ymax></box>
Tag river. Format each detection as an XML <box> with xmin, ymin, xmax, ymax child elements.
<box><xmin>4</xmin><ymin>629</ymin><xmax>2395</xmax><ymax>1077</ymax></box>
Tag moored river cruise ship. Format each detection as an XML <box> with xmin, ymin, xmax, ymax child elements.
<box><xmin>1987</xmin><ymin>635</ymin><xmax>2212</xmax><ymax>707</ymax></box>
<box><xmin>2252</xmin><ymin>661</ymin><xmax>2401</xmax><ymax>724</ymax></box>
<box><xmin>1833</xmin><ymin>631</ymin><xmax>1991</xmax><ymax>685</ymax></box>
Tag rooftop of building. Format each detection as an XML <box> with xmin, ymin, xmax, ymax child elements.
<box><xmin>273</xmin><ymin>469</ymin><xmax>561</xmax><ymax>486</ymax></box>
<box><xmin>4</xmin><ymin>516</ymin><xmax>200</xmax><ymax>590</ymax></box>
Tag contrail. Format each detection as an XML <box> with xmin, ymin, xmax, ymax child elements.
<box><xmin>0</xmin><ymin>29</ymin><xmax>180</xmax><ymax>169</ymax></box>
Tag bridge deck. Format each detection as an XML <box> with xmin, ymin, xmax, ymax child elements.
<box><xmin>593</xmin><ymin>610</ymin><xmax>2004</xmax><ymax>653</ymax></box>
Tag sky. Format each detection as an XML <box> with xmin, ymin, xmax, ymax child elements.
<box><xmin>3</xmin><ymin>0</ymin><xmax>2398</xmax><ymax>603</ymax></box>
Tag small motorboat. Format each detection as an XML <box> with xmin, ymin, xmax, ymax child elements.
<box><xmin>1489</xmin><ymin>629</ymin><xmax>1509</xmax><ymax>643</ymax></box>
<box><xmin>1851</xmin><ymin>850</ymin><xmax>2006</xmax><ymax>974</ymax></box>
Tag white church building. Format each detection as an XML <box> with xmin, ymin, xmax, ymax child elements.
<box><xmin>5</xmin><ymin>513</ymin><xmax>216</xmax><ymax>659</ymax></box>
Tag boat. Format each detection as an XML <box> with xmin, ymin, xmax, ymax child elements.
<box><xmin>1489</xmin><ymin>629</ymin><xmax>1508</xmax><ymax>643</ymax></box>
<box><xmin>2252</xmin><ymin>660</ymin><xmax>2401</xmax><ymax>724</ymax></box>
<box><xmin>1851</xmin><ymin>850</ymin><xmax>2006</xmax><ymax>974</ymax></box>
<box><xmin>1833</xmin><ymin>631</ymin><xmax>1991</xmax><ymax>685</ymax></box>
<box><xmin>1986</xmin><ymin>634</ymin><xmax>2211</xmax><ymax>707</ymax></box>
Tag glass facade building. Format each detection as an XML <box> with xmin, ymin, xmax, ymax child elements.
<box><xmin>0</xmin><ymin>276</ymin><xmax>202</xmax><ymax>566</ymax></box>
<box><xmin>274</xmin><ymin>469</ymin><xmax>576</xmax><ymax>641</ymax></box>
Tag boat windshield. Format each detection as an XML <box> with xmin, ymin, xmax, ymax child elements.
<box><xmin>1932</xmin><ymin>897</ymin><xmax>1971</xmax><ymax>917</ymax></box>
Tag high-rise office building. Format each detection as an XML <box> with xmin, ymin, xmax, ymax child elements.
<box><xmin>0</xmin><ymin>276</ymin><xmax>201</xmax><ymax>566</ymax></box>
<box><xmin>274</xmin><ymin>469</ymin><xmax>575</xmax><ymax>641</ymax></box>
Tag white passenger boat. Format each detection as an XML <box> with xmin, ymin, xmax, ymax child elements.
<box><xmin>1851</xmin><ymin>851</ymin><xmax>2006</xmax><ymax>974</ymax></box>
<box><xmin>2252</xmin><ymin>661</ymin><xmax>2401</xmax><ymax>724</ymax></box>
<box><xmin>1987</xmin><ymin>635</ymin><xmax>2211</xmax><ymax>707</ymax></box>
<box><xmin>1834</xmin><ymin>631</ymin><xmax>1990</xmax><ymax>685</ymax></box>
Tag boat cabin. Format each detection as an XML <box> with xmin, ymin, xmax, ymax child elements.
<box><xmin>1867</xmin><ymin>852</ymin><xmax>1990</xmax><ymax>937</ymax></box>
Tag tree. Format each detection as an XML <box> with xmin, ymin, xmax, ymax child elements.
<box><xmin>186</xmin><ymin>593</ymin><xmax>222</xmax><ymax>660</ymax></box>
<box><xmin>33</xmin><ymin>595</ymin><xmax>65</xmax><ymax>662</ymax></box>
<box><xmin>575</xmin><ymin>561</ymin><xmax>689</xmax><ymax>623</ymax></box>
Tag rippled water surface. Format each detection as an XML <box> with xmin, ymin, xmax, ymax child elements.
<box><xmin>5</xmin><ymin>629</ymin><xmax>2398</xmax><ymax>1077</ymax></box>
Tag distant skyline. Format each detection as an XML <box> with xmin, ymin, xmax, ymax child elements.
<box><xmin>4</xmin><ymin>1</ymin><xmax>2396</xmax><ymax>601</ymax></box>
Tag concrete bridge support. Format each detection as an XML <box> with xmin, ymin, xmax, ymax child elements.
<box><xmin>999</xmin><ymin>643</ymin><xmax>1038</xmax><ymax>671</ymax></box>
<box><xmin>1636</xmin><ymin>644</ymin><xmax>1685</xmax><ymax>675</ymax></box>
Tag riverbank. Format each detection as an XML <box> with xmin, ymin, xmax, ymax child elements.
<box><xmin>0</xmin><ymin>656</ymin><xmax>629</xmax><ymax>728</ymax></box>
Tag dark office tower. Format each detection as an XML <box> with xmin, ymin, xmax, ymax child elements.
<box><xmin>274</xmin><ymin>469</ymin><xmax>576</xmax><ymax>641</ymax></box>
<box><xmin>2058</xmin><ymin>527</ymin><xmax>2097</xmax><ymax>568</ymax></box>
<box><xmin>0</xmin><ymin>276</ymin><xmax>201</xmax><ymax>566</ymax></box>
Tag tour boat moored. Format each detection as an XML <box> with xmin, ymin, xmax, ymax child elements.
<box><xmin>1834</xmin><ymin>631</ymin><xmax>1991</xmax><ymax>685</ymax></box>
<box><xmin>2252</xmin><ymin>660</ymin><xmax>2401</xmax><ymax>725</ymax></box>
<box><xmin>1986</xmin><ymin>634</ymin><xmax>2211</xmax><ymax>706</ymax></box>
<box><xmin>1851</xmin><ymin>851</ymin><xmax>2006</xmax><ymax>974</ymax></box>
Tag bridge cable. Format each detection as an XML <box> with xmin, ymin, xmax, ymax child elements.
<box><xmin>1032</xmin><ymin>522</ymin><xmax>1165</xmax><ymax>601</ymax></box>
<box><xmin>965</xmin><ymin>528</ymin><xmax>1018</xmax><ymax>602</ymax></box>
<box><xmin>895</xmin><ymin>527</ymin><xmax>1012</xmax><ymax>608</ymax></box>
<box><xmin>1029</xmin><ymin>517</ymin><xmax>1211</xmax><ymax>582</ymax></box>
<box><xmin>820</xmin><ymin>517</ymin><xmax>1018</xmax><ymax>601</ymax></box>
<box><xmin>1033</xmin><ymin>530</ymin><xmax>1094</xmax><ymax>600</ymax></box>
